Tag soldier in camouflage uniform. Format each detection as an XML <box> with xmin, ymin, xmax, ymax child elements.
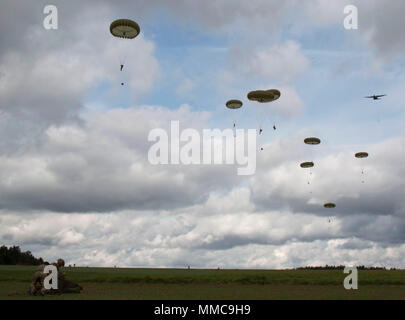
<box><xmin>29</xmin><ymin>258</ymin><xmax>83</xmax><ymax>296</ymax></box>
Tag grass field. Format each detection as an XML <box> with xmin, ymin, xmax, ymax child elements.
<box><xmin>1</xmin><ymin>265</ymin><xmax>404</xmax><ymax>299</ymax></box>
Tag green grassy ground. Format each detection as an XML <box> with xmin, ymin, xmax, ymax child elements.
<box><xmin>1</xmin><ymin>265</ymin><xmax>404</xmax><ymax>299</ymax></box>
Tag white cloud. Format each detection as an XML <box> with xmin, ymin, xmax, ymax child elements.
<box><xmin>176</xmin><ymin>78</ymin><xmax>195</xmax><ymax>97</ymax></box>
<box><xmin>230</xmin><ymin>41</ymin><xmax>309</xmax><ymax>83</ymax></box>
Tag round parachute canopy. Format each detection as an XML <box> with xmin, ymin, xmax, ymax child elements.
<box><xmin>110</xmin><ymin>19</ymin><xmax>140</xmax><ymax>39</ymax></box>
<box><xmin>324</xmin><ymin>203</ymin><xmax>336</xmax><ymax>209</ymax></box>
<box><xmin>226</xmin><ymin>99</ymin><xmax>243</xmax><ymax>109</ymax></box>
<box><xmin>300</xmin><ymin>161</ymin><xmax>314</xmax><ymax>168</ymax></box>
<box><xmin>304</xmin><ymin>137</ymin><xmax>321</xmax><ymax>145</ymax></box>
<box><xmin>247</xmin><ymin>89</ymin><xmax>281</xmax><ymax>103</ymax></box>
<box><xmin>355</xmin><ymin>152</ymin><xmax>369</xmax><ymax>159</ymax></box>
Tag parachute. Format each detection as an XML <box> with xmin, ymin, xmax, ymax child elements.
<box><xmin>300</xmin><ymin>161</ymin><xmax>314</xmax><ymax>168</ymax></box>
<box><xmin>355</xmin><ymin>152</ymin><xmax>369</xmax><ymax>183</ymax></box>
<box><xmin>226</xmin><ymin>99</ymin><xmax>243</xmax><ymax>134</ymax></box>
<box><xmin>247</xmin><ymin>89</ymin><xmax>281</xmax><ymax>103</ymax></box>
<box><xmin>304</xmin><ymin>137</ymin><xmax>321</xmax><ymax>145</ymax></box>
<box><xmin>303</xmin><ymin>138</ymin><xmax>320</xmax><ymax>192</ymax></box>
<box><xmin>355</xmin><ymin>152</ymin><xmax>368</xmax><ymax>159</ymax></box>
<box><xmin>110</xmin><ymin>19</ymin><xmax>140</xmax><ymax>39</ymax></box>
<box><xmin>110</xmin><ymin>19</ymin><xmax>140</xmax><ymax>84</ymax></box>
<box><xmin>300</xmin><ymin>161</ymin><xmax>314</xmax><ymax>189</ymax></box>
<box><xmin>324</xmin><ymin>203</ymin><xmax>336</xmax><ymax>208</ymax></box>
<box><xmin>247</xmin><ymin>89</ymin><xmax>281</xmax><ymax>150</ymax></box>
<box><xmin>226</xmin><ymin>99</ymin><xmax>243</xmax><ymax>110</ymax></box>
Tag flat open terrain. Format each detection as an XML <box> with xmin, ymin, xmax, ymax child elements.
<box><xmin>1</xmin><ymin>265</ymin><xmax>404</xmax><ymax>299</ymax></box>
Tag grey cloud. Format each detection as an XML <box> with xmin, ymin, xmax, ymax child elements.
<box><xmin>1</xmin><ymin>206</ymin><xmax>404</xmax><ymax>268</ymax></box>
<box><xmin>0</xmin><ymin>106</ymin><xmax>243</xmax><ymax>213</ymax></box>
<box><xmin>356</xmin><ymin>1</ymin><xmax>405</xmax><ymax>59</ymax></box>
<box><xmin>249</xmin><ymin>136</ymin><xmax>405</xmax><ymax>246</ymax></box>
<box><xmin>337</xmin><ymin>238</ymin><xmax>374</xmax><ymax>250</ymax></box>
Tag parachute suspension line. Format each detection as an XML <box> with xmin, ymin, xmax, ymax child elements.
<box><xmin>307</xmin><ymin>168</ymin><xmax>313</xmax><ymax>194</ymax></box>
<box><xmin>257</xmin><ymin>126</ymin><xmax>264</xmax><ymax>151</ymax></box>
<box><xmin>256</xmin><ymin>105</ymin><xmax>267</xmax><ymax>136</ymax></box>
<box><xmin>231</xmin><ymin>114</ymin><xmax>237</xmax><ymax>138</ymax></box>
<box><xmin>258</xmin><ymin>128</ymin><xmax>262</xmax><ymax>151</ymax></box>
<box><xmin>118</xmin><ymin>37</ymin><xmax>128</xmax><ymax>83</ymax></box>
<box><xmin>120</xmin><ymin>45</ymin><xmax>128</xmax><ymax>69</ymax></box>
<box><xmin>117</xmin><ymin>37</ymin><xmax>128</xmax><ymax>72</ymax></box>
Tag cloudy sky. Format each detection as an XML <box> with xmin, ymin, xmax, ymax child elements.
<box><xmin>1</xmin><ymin>0</ymin><xmax>405</xmax><ymax>268</ymax></box>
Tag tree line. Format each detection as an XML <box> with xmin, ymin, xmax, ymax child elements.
<box><xmin>295</xmin><ymin>265</ymin><xmax>389</xmax><ymax>270</ymax></box>
<box><xmin>0</xmin><ymin>245</ymin><xmax>44</xmax><ymax>265</ymax></box>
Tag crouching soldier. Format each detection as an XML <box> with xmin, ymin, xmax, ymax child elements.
<box><xmin>29</xmin><ymin>258</ymin><xmax>83</xmax><ymax>295</ymax></box>
<box><xmin>29</xmin><ymin>271</ymin><xmax>46</xmax><ymax>296</ymax></box>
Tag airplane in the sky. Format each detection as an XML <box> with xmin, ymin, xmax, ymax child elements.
<box><xmin>365</xmin><ymin>94</ymin><xmax>387</xmax><ymax>100</ymax></box>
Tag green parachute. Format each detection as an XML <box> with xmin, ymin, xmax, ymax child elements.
<box><xmin>247</xmin><ymin>89</ymin><xmax>281</xmax><ymax>103</ymax></box>
<box><xmin>110</xmin><ymin>19</ymin><xmax>140</xmax><ymax>39</ymax></box>
<box><xmin>304</xmin><ymin>137</ymin><xmax>321</xmax><ymax>145</ymax></box>
<box><xmin>226</xmin><ymin>99</ymin><xmax>243</xmax><ymax>110</ymax></box>
<box><xmin>300</xmin><ymin>161</ymin><xmax>314</xmax><ymax>168</ymax></box>
<box><xmin>355</xmin><ymin>152</ymin><xmax>369</xmax><ymax>159</ymax></box>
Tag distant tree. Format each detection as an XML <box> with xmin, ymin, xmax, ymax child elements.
<box><xmin>295</xmin><ymin>265</ymin><xmax>390</xmax><ymax>271</ymax></box>
<box><xmin>0</xmin><ymin>245</ymin><xmax>44</xmax><ymax>265</ymax></box>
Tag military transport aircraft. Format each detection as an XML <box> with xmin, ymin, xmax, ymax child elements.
<box><xmin>365</xmin><ymin>94</ymin><xmax>387</xmax><ymax>100</ymax></box>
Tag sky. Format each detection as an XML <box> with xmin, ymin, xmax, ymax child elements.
<box><xmin>1</xmin><ymin>0</ymin><xmax>405</xmax><ymax>268</ymax></box>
